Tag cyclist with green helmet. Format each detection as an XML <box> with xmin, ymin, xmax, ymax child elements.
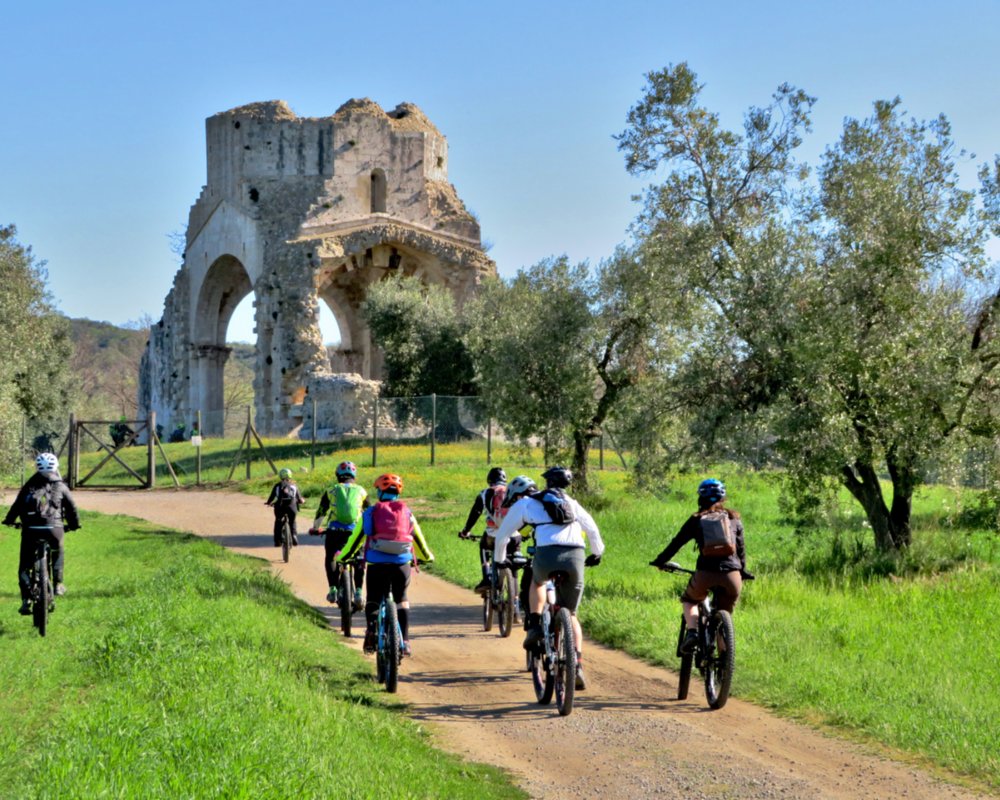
<box><xmin>265</xmin><ymin>468</ymin><xmax>305</xmax><ymax>547</ymax></box>
<box><xmin>310</xmin><ymin>460</ymin><xmax>369</xmax><ymax>607</ymax></box>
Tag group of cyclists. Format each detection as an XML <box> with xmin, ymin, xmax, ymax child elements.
<box><xmin>5</xmin><ymin>452</ymin><xmax>752</xmax><ymax>700</ymax></box>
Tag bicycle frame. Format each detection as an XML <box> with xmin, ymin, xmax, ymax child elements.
<box><xmin>26</xmin><ymin>526</ymin><xmax>56</xmax><ymax>637</ymax></box>
<box><xmin>528</xmin><ymin>572</ymin><xmax>577</xmax><ymax>716</ymax></box>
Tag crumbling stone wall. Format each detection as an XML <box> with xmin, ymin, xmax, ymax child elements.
<box><xmin>139</xmin><ymin>98</ymin><xmax>495</xmax><ymax>437</ymax></box>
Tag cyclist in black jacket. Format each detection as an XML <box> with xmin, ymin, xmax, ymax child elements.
<box><xmin>2</xmin><ymin>453</ymin><xmax>81</xmax><ymax>614</ymax></box>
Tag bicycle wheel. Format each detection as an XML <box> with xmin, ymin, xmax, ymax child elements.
<box><xmin>705</xmin><ymin>610</ymin><xmax>736</xmax><ymax>709</ymax></box>
<box><xmin>482</xmin><ymin>586</ymin><xmax>494</xmax><ymax>632</ymax></box>
<box><xmin>382</xmin><ymin>598</ymin><xmax>401</xmax><ymax>693</ymax></box>
<box><xmin>675</xmin><ymin>617</ymin><xmax>692</xmax><ymax>700</ymax></box>
<box><xmin>530</xmin><ymin>648</ymin><xmax>554</xmax><ymax>704</ymax></box>
<box><xmin>339</xmin><ymin>566</ymin><xmax>353</xmax><ymax>637</ymax></box>
<box><xmin>280</xmin><ymin>518</ymin><xmax>290</xmax><ymax>563</ymax></box>
<box><xmin>497</xmin><ymin>567</ymin><xmax>515</xmax><ymax>638</ymax></box>
<box><xmin>553</xmin><ymin>607</ymin><xmax>576</xmax><ymax>716</ymax></box>
<box><xmin>33</xmin><ymin>550</ymin><xmax>49</xmax><ymax>637</ymax></box>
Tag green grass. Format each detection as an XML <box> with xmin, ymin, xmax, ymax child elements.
<box><xmin>5</xmin><ymin>439</ymin><xmax>1000</xmax><ymax>791</ymax></box>
<box><xmin>0</xmin><ymin>511</ymin><xmax>526</xmax><ymax>800</ymax></box>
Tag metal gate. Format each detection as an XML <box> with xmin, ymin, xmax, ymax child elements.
<box><xmin>66</xmin><ymin>413</ymin><xmax>169</xmax><ymax>489</ymax></box>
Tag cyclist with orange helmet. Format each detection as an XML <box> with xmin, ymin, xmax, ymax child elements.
<box><xmin>360</xmin><ymin>473</ymin><xmax>434</xmax><ymax>657</ymax></box>
<box><xmin>311</xmin><ymin>461</ymin><xmax>369</xmax><ymax>608</ymax></box>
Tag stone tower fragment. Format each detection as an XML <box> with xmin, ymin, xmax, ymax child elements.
<box><xmin>139</xmin><ymin>98</ymin><xmax>495</xmax><ymax>436</ymax></box>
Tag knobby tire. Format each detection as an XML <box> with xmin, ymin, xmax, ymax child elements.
<box><xmin>706</xmin><ymin>609</ymin><xmax>735</xmax><ymax>709</ymax></box>
<box><xmin>383</xmin><ymin>598</ymin><xmax>401</xmax><ymax>694</ymax></box>
<box><xmin>281</xmin><ymin>518</ymin><xmax>291</xmax><ymax>563</ymax></box>
<box><xmin>554</xmin><ymin>607</ymin><xmax>576</xmax><ymax>716</ymax></box>
<box><xmin>482</xmin><ymin>581</ymin><xmax>494</xmax><ymax>632</ymax></box>
<box><xmin>530</xmin><ymin>649</ymin><xmax>554</xmax><ymax>705</ymax></box>
<box><xmin>676</xmin><ymin>617</ymin><xmax>692</xmax><ymax>700</ymax></box>
<box><xmin>33</xmin><ymin>549</ymin><xmax>49</xmax><ymax>637</ymax></box>
<box><xmin>339</xmin><ymin>565</ymin><xmax>353</xmax><ymax>637</ymax></box>
<box><xmin>497</xmin><ymin>567</ymin><xmax>515</xmax><ymax>638</ymax></box>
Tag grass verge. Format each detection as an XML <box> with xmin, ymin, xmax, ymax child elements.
<box><xmin>0</xmin><ymin>510</ymin><xmax>526</xmax><ymax>800</ymax></box>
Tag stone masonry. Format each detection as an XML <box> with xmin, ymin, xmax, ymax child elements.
<box><xmin>139</xmin><ymin>99</ymin><xmax>495</xmax><ymax>437</ymax></box>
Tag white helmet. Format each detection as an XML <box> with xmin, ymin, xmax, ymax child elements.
<box><xmin>36</xmin><ymin>453</ymin><xmax>58</xmax><ymax>473</ymax></box>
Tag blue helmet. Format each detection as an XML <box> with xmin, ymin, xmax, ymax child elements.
<box><xmin>697</xmin><ymin>478</ymin><xmax>726</xmax><ymax>504</ymax></box>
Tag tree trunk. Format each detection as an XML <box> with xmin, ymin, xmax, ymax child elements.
<box><xmin>572</xmin><ymin>429</ymin><xmax>592</xmax><ymax>493</ymax></box>
<box><xmin>840</xmin><ymin>458</ymin><xmax>912</xmax><ymax>552</ymax></box>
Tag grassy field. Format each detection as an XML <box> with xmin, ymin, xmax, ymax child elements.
<box><xmin>3</xmin><ymin>439</ymin><xmax>999</xmax><ymax>791</ymax></box>
<box><xmin>0</xmin><ymin>512</ymin><xmax>526</xmax><ymax>799</ymax></box>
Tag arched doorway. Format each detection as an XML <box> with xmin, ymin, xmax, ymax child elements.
<box><xmin>193</xmin><ymin>255</ymin><xmax>253</xmax><ymax>435</ymax></box>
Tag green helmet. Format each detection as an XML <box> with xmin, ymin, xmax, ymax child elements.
<box><xmin>279</xmin><ymin>468</ymin><xmax>292</xmax><ymax>480</ymax></box>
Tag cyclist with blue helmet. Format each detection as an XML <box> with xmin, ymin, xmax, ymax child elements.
<box><xmin>265</xmin><ymin>467</ymin><xmax>305</xmax><ymax>547</ymax></box>
<box><xmin>650</xmin><ymin>478</ymin><xmax>752</xmax><ymax>655</ymax></box>
<box><xmin>2</xmin><ymin>453</ymin><xmax>81</xmax><ymax>613</ymax></box>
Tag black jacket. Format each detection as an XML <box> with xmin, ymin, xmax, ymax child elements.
<box><xmin>3</xmin><ymin>472</ymin><xmax>81</xmax><ymax>531</ymax></box>
<box><xmin>652</xmin><ymin>511</ymin><xmax>746</xmax><ymax>573</ymax></box>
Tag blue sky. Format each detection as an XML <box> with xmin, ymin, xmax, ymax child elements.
<box><xmin>2</xmin><ymin>0</ymin><xmax>998</xmax><ymax>343</ymax></box>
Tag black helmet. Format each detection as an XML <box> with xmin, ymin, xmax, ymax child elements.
<box><xmin>487</xmin><ymin>467</ymin><xmax>507</xmax><ymax>485</ymax></box>
<box><xmin>542</xmin><ymin>465</ymin><xmax>572</xmax><ymax>489</ymax></box>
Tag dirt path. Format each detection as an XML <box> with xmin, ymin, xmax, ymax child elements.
<box><xmin>75</xmin><ymin>489</ymin><xmax>989</xmax><ymax>800</ymax></box>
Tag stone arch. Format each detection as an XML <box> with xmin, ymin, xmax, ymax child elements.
<box><xmin>193</xmin><ymin>254</ymin><xmax>253</xmax><ymax>435</ymax></box>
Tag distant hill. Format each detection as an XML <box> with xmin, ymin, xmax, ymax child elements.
<box><xmin>68</xmin><ymin>318</ymin><xmax>148</xmax><ymax>420</ymax></box>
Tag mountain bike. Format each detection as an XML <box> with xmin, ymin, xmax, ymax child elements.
<box><xmin>375</xmin><ymin>591</ymin><xmax>404</xmax><ymax>693</ymax></box>
<box><xmin>24</xmin><ymin>525</ymin><xmax>56</xmax><ymax>637</ymax></box>
<box><xmin>467</xmin><ymin>535</ymin><xmax>522</xmax><ymax>637</ymax></box>
<box><xmin>526</xmin><ymin>571</ymin><xmax>577</xmax><ymax>716</ymax></box>
<box><xmin>655</xmin><ymin>561</ymin><xmax>737</xmax><ymax>710</ymax></box>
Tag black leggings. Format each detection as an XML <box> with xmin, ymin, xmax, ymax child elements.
<box><xmin>365</xmin><ymin>562</ymin><xmax>412</xmax><ymax>639</ymax></box>
<box><xmin>324</xmin><ymin>528</ymin><xmax>365</xmax><ymax>591</ymax></box>
<box><xmin>18</xmin><ymin>526</ymin><xmax>64</xmax><ymax>600</ymax></box>
<box><xmin>273</xmin><ymin>509</ymin><xmax>298</xmax><ymax>542</ymax></box>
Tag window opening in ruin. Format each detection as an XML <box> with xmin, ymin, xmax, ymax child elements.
<box><xmin>249</xmin><ymin>187</ymin><xmax>260</xmax><ymax>202</ymax></box>
<box><xmin>371</xmin><ymin>169</ymin><xmax>387</xmax><ymax>213</ymax></box>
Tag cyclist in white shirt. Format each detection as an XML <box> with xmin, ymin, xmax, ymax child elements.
<box><xmin>492</xmin><ymin>466</ymin><xmax>604</xmax><ymax>690</ymax></box>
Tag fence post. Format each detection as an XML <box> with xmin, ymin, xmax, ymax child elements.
<box><xmin>599</xmin><ymin>434</ymin><xmax>605</xmax><ymax>470</ymax></box>
<box><xmin>311</xmin><ymin>396</ymin><xmax>317</xmax><ymax>472</ymax></box>
<box><xmin>196</xmin><ymin>410</ymin><xmax>202</xmax><ymax>486</ymax></box>
<box><xmin>69</xmin><ymin>413</ymin><xmax>78</xmax><ymax>489</ymax></box>
<box><xmin>148</xmin><ymin>411</ymin><xmax>156</xmax><ymax>489</ymax></box>
<box><xmin>246</xmin><ymin>406</ymin><xmax>252</xmax><ymax>481</ymax></box>
<box><xmin>21</xmin><ymin>416</ymin><xmax>26</xmax><ymax>486</ymax></box>
<box><xmin>487</xmin><ymin>418</ymin><xmax>492</xmax><ymax>465</ymax></box>
<box><xmin>430</xmin><ymin>393</ymin><xmax>436</xmax><ymax>466</ymax></box>
<box><xmin>372</xmin><ymin>395</ymin><xmax>379</xmax><ymax>468</ymax></box>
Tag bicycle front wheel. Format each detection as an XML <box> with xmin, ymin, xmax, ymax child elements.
<box><xmin>281</xmin><ymin>518</ymin><xmax>291</xmax><ymax>563</ymax></box>
<box><xmin>705</xmin><ymin>610</ymin><xmax>735</xmax><ymax>709</ymax></box>
<box><xmin>482</xmin><ymin>587</ymin><xmax>494</xmax><ymax>632</ymax></box>
<box><xmin>530</xmin><ymin>649</ymin><xmax>553</xmax><ymax>704</ymax></box>
<box><xmin>497</xmin><ymin>568</ymin><xmax>515</xmax><ymax>638</ymax></box>
<box><xmin>33</xmin><ymin>551</ymin><xmax>49</xmax><ymax>637</ymax></box>
<box><xmin>339</xmin><ymin>566</ymin><xmax>353</xmax><ymax>637</ymax></box>
<box><xmin>553</xmin><ymin>607</ymin><xmax>576</xmax><ymax>716</ymax></box>
<box><xmin>382</xmin><ymin>599</ymin><xmax>401</xmax><ymax>693</ymax></box>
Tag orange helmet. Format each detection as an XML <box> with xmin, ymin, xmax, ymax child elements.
<box><xmin>374</xmin><ymin>473</ymin><xmax>404</xmax><ymax>494</ymax></box>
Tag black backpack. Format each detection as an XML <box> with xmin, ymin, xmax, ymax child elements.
<box><xmin>23</xmin><ymin>483</ymin><xmax>53</xmax><ymax>520</ymax></box>
<box><xmin>537</xmin><ymin>488</ymin><xmax>576</xmax><ymax>526</ymax></box>
<box><xmin>275</xmin><ymin>482</ymin><xmax>298</xmax><ymax>507</ymax></box>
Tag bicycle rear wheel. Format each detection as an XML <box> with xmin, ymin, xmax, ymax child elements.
<box><xmin>497</xmin><ymin>567</ymin><xmax>515</xmax><ymax>638</ymax></box>
<box><xmin>382</xmin><ymin>599</ymin><xmax>401</xmax><ymax>693</ymax></box>
<box><xmin>553</xmin><ymin>607</ymin><xmax>576</xmax><ymax>716</ymax></box>
<box><xmin>339</xmin><ymin>566</ymin><xmax>353</xmax><ymax>637</ymax></box>
<box><xmin>281</xmin><ymin>518</ymin><xmax>291</xmax><ymax>563</ymax></box>
<box><xmin>705</xmin><ymin>610</ymin><xmax>735</xmax><ymax>709</ymax></box>
<box><xmin>33</xmin><ymin>551</ymin><xmax>49</xmax><ymax>637</ymax></box>
<box><xmin>675</xmin><ymin>617</ymin><xmax>692</xmax><ymax>700</ymax></box>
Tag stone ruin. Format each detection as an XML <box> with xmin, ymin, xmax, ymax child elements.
<box><xmin>139</xmin><ymin>99</ymin><xmax>495</xmax><ymax>438</ymax></box>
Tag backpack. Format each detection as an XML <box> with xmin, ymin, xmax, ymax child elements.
<box><xmin>275</xmin><ymin>482</ymin><xmax>298</xmax><ymax>508</ymax></box>
<box><xmin>370</xmin><ymin>501</ymin><xmax>413</xmax><ymax>555</ymax></box>
<box><xmin>537</xmin><ymin>488</ymin><xmax>576</xmax><ymax>526</ymax></box>
<box><xmin>23</xmin><ymin>483</ymin><xmax>53</xmax><ymax>521</ymax></box>
<box><xmin>698</xmin><ymin>511</ymin><xmax>736</xmax><ymax>557</ymax></box>
<box><xmin>330</xmin><ymin>483</ymin><xmax>365</xmax><ymax>526</ymax></box>
<box><xmin>482</xmin><ymin>485</ymin><xmax>508</xmax><ymax>528</ymax></box>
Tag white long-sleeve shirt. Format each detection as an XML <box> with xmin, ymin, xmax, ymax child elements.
<box><xmin>493</xmin><ymin>494</ymin><xmax>604</xmax><ymax>564</ymax></box>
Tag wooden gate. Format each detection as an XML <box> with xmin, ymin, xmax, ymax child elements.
<box><xmin>66</xmin><ymin>412</ymin><xmax>177</xmax><ymax>490</ymax></box>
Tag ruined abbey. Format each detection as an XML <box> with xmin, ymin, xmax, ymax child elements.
<box><xmin>139</xmin><ymin>99</ymin><xmax>495</xmax><ymax>437</ymax></box>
